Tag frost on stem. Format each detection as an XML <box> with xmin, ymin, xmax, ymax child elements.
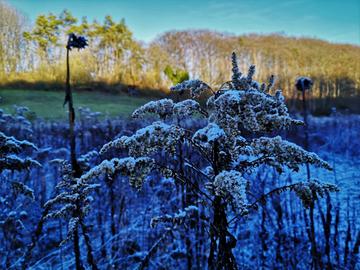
<box><xmin>150</xmin><ymin>205</ymin><xmax>199</xmax><ymax>228</ymax></box>
<box><xmin>60</xmin><ymin>217</ymin><xmax>80</xmax><ymax>246</ymax></box>
<box><xmin>132</xmin><ymin>98</ymin><xmax>203</xmax><ymax>119</ymax></box>
<box><xmin>44</xmin><ymin>160</ymin><xmax>99</xmax><ymax>244</ymax></box>
<box><xmin>100</xmin><ymin>121</ymin><xmax>185</xmax><ymax>157</ymax></box>
<box><xmin>171</xmin><ymin>79</ymin><xmax>212</xmax><ymax>98</ymax></box>
<box><xmin>10</xmin><ymin>181</ymin><xmax>35</xmax><ymax>200</ymax></box>
<box><xmin>231</xmin><ymin>52</ymin><xmax>242</xmax><ymax>89</ymax></box>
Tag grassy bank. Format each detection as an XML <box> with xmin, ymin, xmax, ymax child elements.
<box><xmin>0</xmin><ymin>89</ymin><xmax>152</xmax><ymax>119</ymax></box>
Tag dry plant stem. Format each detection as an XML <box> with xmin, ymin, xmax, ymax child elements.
<box><xmin>66</xmin><ymin>43</ymin><xmax>84</xmax><ymax>270</ymax></box>
<box><xmin>302</xmin><ymin>88</ymin><xmax>321</xmax><ymax>270</ymax></box>
<box><xmin>208</xmin><ymin>140</ymin><xmax>238</xmax><ymax>270</ymax></box>
<box><xmin>21</xmin><ymin>208</ymin><xmax>50</xmax><ymax>270</ymax></box>
<box><xmin>138</xmin><ymin>229</ymin><xmax>172</xmax><ymax>270</ymax></box>
<box><xmin>80</xmin><ymin>217</ymin><xmax>99</xmax><ymax>270</ymax></box>
<box><xmin>65</xmin><ymin>48</ymin><xmax>82</xmax><ymax>178</ymax></box>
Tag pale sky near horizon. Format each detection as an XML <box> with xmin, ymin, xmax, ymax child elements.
<box><xmin>9</xmin><ymin>0</ymin><xmax>360</xmax><ymax>45</ymax></box>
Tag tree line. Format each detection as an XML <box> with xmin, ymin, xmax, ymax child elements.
<box><xmin>1</xmin><ymin>2</ymin><xmax>359</xmax><ymax>100</ymax></box>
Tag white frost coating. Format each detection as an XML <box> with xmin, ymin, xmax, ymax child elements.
<box><xmin>212</xmin><ymin>170</ymin><xmax>247</xmax><ymax>210</ymax></box>
<box><xmin>132</xmin><ymin>98</ymin><xmax>203</xmax><ymax>119</ymax></box>
<box><xmin>132</xmin><ymin>98</ymin><xmax>174</xmax><ymax>119</ymax></box>
<box><xmin>100</xmin><ymin>121</ymin><xmax>185</xmax><ymax>157</ymax></box>
<box><xmin>293</xmin><ymin>179</ymin><xmax>339</xmax><ymax>208</ymax></box>
<box><xmin>192</xmin><ymin>123</ymin><xmax>226</xmax><ymax>149</ymax></box>
<box><xmin>171</xmin><ymin>79</ymin><xmax>211</xmax><ymax>98</ymax></box>
<box><xmin>0</xmin><ymin>132</ymin><xmax>38</xmax><ymax>172</ymax></box>
<box><xmin>150</xmin><ymin>205</ymin><xmax>199</xmax><ymax>228</ymax></box>
<box><xmin>208</xmin><ymin>89</ymin><xmax>303</xmax><ymax>134</ymax></box>
<box><xmin>0</xmin><ymin>132</ymin><xmax>37</xmax><ymax>153</ymax></box>
<box><xmin>251</xmin><ymin>136</ymin><xmax>332</xmax><ymax>171</ymax></box>
<box><xmin>80</xmin><ymin>157</ymin><xmax>155</xmax><ymax>189</ymax></box>
<box><xmin>202</xmin><ymin>166</ymin><xmax>214</xmax><ymax>178</ymax></box>
<box><xmin>11</xmin><ymin>181</ymin><xmax>35</xmax><ymax>200</ymax></box>
<box><xmin>60</xmin><ymin>217</ymin><xmax>80</xmax><ymax>245</ymax></box>
<box><xmin>173</xmin><ymin>99</ymin><xmax>202</xmax><ymax>117</ymax></box>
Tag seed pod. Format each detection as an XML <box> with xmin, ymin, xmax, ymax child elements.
<box><xmin>295</xmin><ymin>77</ymin><xmax>313</xmax><ymax>92</ymax></box>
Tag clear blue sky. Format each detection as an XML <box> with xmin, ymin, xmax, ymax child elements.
<box><xmin>9</xmin><ymin>0</ymin><xmax>360</xmax><ymax>45</ymax></box>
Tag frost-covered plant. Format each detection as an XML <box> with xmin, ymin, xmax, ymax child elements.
<box><xmin>0</xmin><ymin>127</ymin><xmax>39</xmax><ymax>268</ymax></box>
<box><xmin>35</xmin><ymin>154</ymin><xmax>100</xmax><ymax>270</ymax></box>
<box><xmin>0</xmin><ymin>107</ymin><xmax>34</xmax><ymax>138</ymax></box>
<box><xmin>0</xmin><ymin>131</ymin><xmax>39</xmax><ymax>198</ymax></box>
<box><xmin>93</xmin><ymin>52</ymin><xmax>337</xmax><ymax>269</ymax></box>
<box><xmin>0</xmin><ymin>132</ymin><xmax>39</xmax><ymax>173</ymax></box>
<box><xmin>44</xmin><ymin>159</ymin><xmax>99</xmax><ymax>245</ymax></box>
<box><xmin>150</xmin><ymin>205</ymin><xmax>198</xmax><ymax>229</ymax></box>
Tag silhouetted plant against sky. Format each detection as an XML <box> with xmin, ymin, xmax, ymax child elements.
<box><xmin>63</xmin><ymin>32</ymin><xmax>88</xmax><ymax>270</ymax></box>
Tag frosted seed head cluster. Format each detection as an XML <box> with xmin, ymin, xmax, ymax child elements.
<box><xmin>295</xmin><ymin>76</ymin><xmax>313</xmax><ymax>92</ymax></box>
<box><xmin>43</xmin><ymin>159</ymin><xmax>102</xmax><ymax>244</ymax></box>
<box><xmin>250</xmin><ymin>136</ymin><xmax>332</xmax><ymax>172</ymax></box>
<box><xmin>150</xmin><ymin>205</ymin><xmax>199</xmax><ymax>228</ymax></box>
<box><xmin>209</xmin><ymin>170</ymin><xmax>248</xmax><ymax>211</ymax></box>
<box><xmin>208</xmin><ymin>89</ymin><xmax>303</xmax><ymax>134</ymax></box>
<box><xmin>293</xmin><ymin>179</ymin><xmax>339</xmax><ymax>208</ymax></box>
<box><xmin>231</xmin><ymin>52</ymin><xmax>242</xmax><ymax>89</ymax></box>
<box><xmin>132</xmin><ymin>98</ymin><xmax>203</xmax><ymax>120</ymax></box>
<box><xmin>91</xmin><ymin>52</ymin><xmax>338</xmax><ymax>232</ymax></box>
<box><xmin>171</xmin><ymin>79</ymin><xmax>212</xmax><ymax>98</ymax></box>
<box><xmin>192</xmin><ymin>123</ymin><xmax>226</xmax><ymax>149</ymax></box>
<box><xmin>100</xmin><ymin>121</ymin><xmax>185</xmax><ymax>157</ymax></box>
<box><xmin>80</xmin><ymin>157</ymin><xmax>155</xmax><ymax>190</ymax></box>
<box><xmin>10</xmin><ymin>181</ymin><xmax>35</xmax><ymax>200</ymax></box>
<box><xmin>0</xmin><ymin>131</ymin><xmax>38</xmax><ymax>200</ymax></box>
<box><xmin>132</xmin><ymin>98</ymin><xmax>174</xmax><ymax>119</ymax></box>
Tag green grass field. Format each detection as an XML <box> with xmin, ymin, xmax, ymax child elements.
<box><xmin>0</xmin><ymin>89</ymin><xmax>152</xmax><ymax>119</ymax></box>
